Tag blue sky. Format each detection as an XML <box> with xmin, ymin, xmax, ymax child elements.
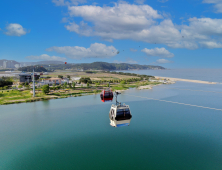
<box><xmin>0</xmin><ymin>0</ymin><xmax>222</xmax><ymax>68</ymax></box>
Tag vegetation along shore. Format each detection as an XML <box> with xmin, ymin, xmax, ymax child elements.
<box><xmin>0</xmin><ymin>69</ymin><xmax>216</xmax><ymax>105</ymax></box>
<box><xmin>0</xmin><ymin>71</ymin><xmax>168</xmax><ymax>105</ymax></box>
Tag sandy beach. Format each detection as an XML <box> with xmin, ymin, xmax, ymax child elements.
<box><xmin>155</xmin><ymin>76</ymin><xmax>217</xmax><ymax>84</ymax></box>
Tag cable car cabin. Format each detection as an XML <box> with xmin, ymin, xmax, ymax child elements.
<box><xmin>100</xmin><ymin>90</ymin><xmax>113</xmax><ymax>102</ymax></box>
<box><xmin>109</xmin><ymin>104</ymin><xmax>132</xmax><ymax>127</ymax></box>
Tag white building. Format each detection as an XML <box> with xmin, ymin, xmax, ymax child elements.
<box><xmin>38</xmin><ymin>78</ymin><xmax>70</xmax><ymax>86</ymax></box>
<box><xmin>14</xmin><ymin>64</ymin><xmax>20</xmax><ymax>69</ymax></box>
<box><xmin>71</xmin><ymin>77</ymin><xmax>81</xmax><ymax>81</ymax></box>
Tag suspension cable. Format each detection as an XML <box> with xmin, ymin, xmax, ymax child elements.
<box><xmin>124</xmin><ymin>94</ymin><xmax>222</xmax><ymax>111</ymax></box>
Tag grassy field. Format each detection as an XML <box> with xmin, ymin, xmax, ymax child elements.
<box><xmin>46</xmin><ymin>71</ymin><xmax>140</xmax><ymax>81</ymax></box>
<box><xmin>0</xmin><ymin>70</ymin><xmax>161</xmax><ymax>105</ymax></box>
<box><xmin>0</xmin><ymin>80</ymin><xmax>161</xmax><ymax>105</ymax></box>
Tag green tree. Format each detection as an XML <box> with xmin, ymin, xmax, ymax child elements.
<box><xmin>24</xmin><ymin>85</ymin><xmax>30</xmax><ymax>89</ymax></box>
<box><xmin>120</xmin><ymin>81</ymin><xmax>126</xmax><ymax>84</ymax></box>
<box><xmin>42</xmin><ymin>85</ymin><xmax>50</xmax><ymax>94</ymax></box>
<box><xmin>87</xmin><ymin>82</ymin><xmax>90</xmax><ymax>87</ymax></box>
<box><xmin>69</xmin><ymin>83</ymin><xmax>72</xmax><ymax>88</ymax></box>
<box><xmin>63</xmin><ymin>82</ymin><xmax>67</xmax><ymax>88</ymax></box>
<box><xmin>95</xmin><ymin>83</ymin><xmax>100</xmax><ymax>87</ymax></box>
<box><xmin>79</xmin><ymin>77</ymin><xmax>92</xmax><ymax>84</ymax></box>
<box><xmin>72</xmin><ymin>82</ymin><xmax>76</xmax><ymax>89</ymax></box>
<box><xmin>18</xmin><ymin>85</ymin><xmax>23</xmax><ymax>88</ymax></box>
<box><xmin>67</xmin><ymin>75</ymin><xmax>71</xmax><ymax>79</ymax></box>
<box><xmin>58</xmin><ymin>75</ymin><xmax>63</xmax><ymax>79</ymax></box>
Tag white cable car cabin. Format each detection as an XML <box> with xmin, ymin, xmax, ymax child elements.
<box><xmin>109</xmin><ymin>104</ymin><xmax>132</xmax><ymax>127</ymax></box>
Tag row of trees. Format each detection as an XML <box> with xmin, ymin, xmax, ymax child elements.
<box><xmin>58</xmin><ymin>75</ymin><xmax>71</xmax><ymax>79</ymax></box>
<box><xmin>41</xmin><ymin>82</ymin><xmax>77</xmax><ymax>94</ymax></box>
<box><xmin>18</xmin><ymin>66</ymin><xmax>48</xmax><ymax>72</ymax></box>
<box><xmin>107</xmin><ymin>71</ymin><xmax>154</xmax><ymax>80</ymax></box>
<box><xmin>0</xmin><ymin>77</ymin><xmax>13</xmax><ymax>87</ymax></box>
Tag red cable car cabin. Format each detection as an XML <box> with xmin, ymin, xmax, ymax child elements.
<box><xmin>100</xmin><ymin>89</ymin><xmax>113</xmax><ymax>102</ymax></box>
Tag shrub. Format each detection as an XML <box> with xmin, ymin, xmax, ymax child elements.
<box><xmin>63</xmin><ymin>82</ymin><xmax>67</xmax><ymax>88</ymax></box>
<box><xmin>58</xmin><ymin>75</ymin><xmax>63</xmax><ymax>79</ymax></box>
<box><xmin>79</xmin><ymin>77</ymin><xmax>92</xmax><ymax>84</ymax></box>
<box><xmin>95</xmin><ymin>83</ymin><xmax>100</xmax><ymax>87</ymax></box>
<box><xmin>120</xmin><ymin>81</ymin><xmax>126</xmax><ymax>84</ymax></box>
<box><xmin>0</xmin><ymin>77</ymin><xmax>13</xmax><ymax>87</ymax></box>
<box><xmin>42</xmin><ymin>85</ymin><xmax>49</xmax><ymax>94</ymax></box>
<box><xmin>18</xmin><ymin>85</ymin><xmax>23</xmax><ymax>88</ymax></box>
<box><xmin>72</xmin><ymin>82</ymin><xmax>76</xmax><ymax>89</ymax></box>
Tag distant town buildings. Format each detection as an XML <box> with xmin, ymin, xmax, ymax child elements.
<box><xmin>0</xmin><ymin>60</ymin><xmax>21</xmax><ymax>69</ymax></box>
<box><xmin>3</xmin><ymin>61</ymin><xmax>14</xmax><ymax>68</ymax></box>
<box><xmin>19</xmin><ymin>73</ymin><xmax>32</xmax><ymax>83</ymax></box>
<box><xmin>38</xmin><ymin>78</ymin><xmax>69</xmax><ymax>86</ymax></box>
<box><xmin>19</xmin><ymin>73</ymin><xmax>40</xmax><ymax>83</ymax></box>
<box><xmin>71</xmin><ymin>77</ymin><xmax>81</xmax><ymax>81</ymax></box>
<box><xmin>14</xmin><ymin>64</ymin><xmax>21</xmax><ymax>69</ymax></box>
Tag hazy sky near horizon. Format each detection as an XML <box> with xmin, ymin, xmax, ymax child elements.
<box><xmin>0</xmin><ymin>0</ymin><xmax>222</xmax><ymax>68</ymax></box>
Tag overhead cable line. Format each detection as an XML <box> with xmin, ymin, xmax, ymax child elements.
<box><xmin>124</xmin><ymin>94</ymin><xmax>222</xmax><ymax>112</ymax></box>
<box><xmin>163</xmin><ymin>87</ymin><xmax>222</xmax><ymax>94</ymax></box>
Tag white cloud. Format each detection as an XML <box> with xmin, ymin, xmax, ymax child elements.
<box><xmin>156</xmin><ymin>59</ymin><xmax>173</xmax><ymax>64</ymax></box>
<box><xmin>59</xmin><ymin>2</ymin><xmax>222</xmax><ymax>49</ymax></box>
<box><xmin>134</xmin><ymin>0</ymin><xmax>146</xmax><ymax>4</ymax></box>
<box><xmin>130</xmin><ymin>48</ymin><xmax>138</xmax><ymax>52</ymax></box>
<box><xmin>203</xmin><ymin>0</ymin><xmax>222</xmax><ymax>13</ymax></box>
<box><xmin>46</xmin><ymin>43</ymin><xmax>118</xmax><ymax>59</ymax></box>
<box><xmin>66</xmin><ymin>2</ymin><xmax>162</xmax><ymax>39</ymax></box>
<box><xmin>142</xmin><ymin>47</ymin><xmax>174</xmax><ymax>58</ymax></box>
<box><xmin>52</xmin><ymin>0</ymin><xmax>86</xmax><ymax>6</ymax></box>
<box><xmin>26</xmin><ymin>54</ymin><xmax>66</xmax><ymax>61</ymax></box>
<box><xmin>65</xmin><ymin>21</ymin><xmax>93</xmax><ymax>36</ymax></box>
<box><xmin>4</xmin><ymin>23</ymin><xmax>28</xmax><ymax>36</ymax></box>
<box><xmin>113</xmin><ymin>58</ymin><xmax>138</xmax><ymax>64</ymax></box>
<box><xmin>200</xmin><ymin>41</ymin><xmax>222</xmax><ymax>48</ymax></box>
<box><xmin>61</xmin><ymin>17</ymin><xmax>69</xmax><ymax>23</ymax></box>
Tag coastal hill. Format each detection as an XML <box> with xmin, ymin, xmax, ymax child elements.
<box><xmin>39</xmin><ymin>62</ymin><xmax>165</xmax><ymax>71</ymax></box>
<box><xmin>1</xmin><ymin>60</ymin><xmax>165</xmax><ymax>71</ymax></box>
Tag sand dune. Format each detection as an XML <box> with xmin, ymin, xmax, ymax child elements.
<box><xmin>155</xmin><ymin>76</ymin><xmax>217</xmax><ymax>84</ymax></box>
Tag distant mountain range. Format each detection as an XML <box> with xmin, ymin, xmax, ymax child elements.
<box><xmin>0</xmin><ymin>60</ymin><xmax>165</xmax><ymax>71</ymax></box>
<box><xmin>40</xmin><ymin>62</ymin><xmax>165</xmax><ymax>71</ymax></box>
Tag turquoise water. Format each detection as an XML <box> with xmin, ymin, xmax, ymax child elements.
<box><xmin>0</xmin><ymin>82</ymin><xmax>222</xmax><ymax>170</ymax></box>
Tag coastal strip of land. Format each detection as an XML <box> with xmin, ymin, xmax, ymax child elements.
<box><xmin>155</xmin><ymin>76</ymin><xmax>217</xmax><ymax>84</ymax></box>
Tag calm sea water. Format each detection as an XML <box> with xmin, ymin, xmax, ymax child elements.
<box><xmin>0</xmin><ymin>70</ymin><xmax>222</xmax><ymax>170</ymax></box>
<box><xmin>123</xmin><ymin>69</ymin><xmax>222</xmax><ymax>83</ymax></box>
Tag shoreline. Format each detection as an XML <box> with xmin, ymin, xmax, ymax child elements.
<box><xmin>0</xmin><ymin>75</ymin><xmax>217</xmax><ymax>105</ymax></box>
<box><xmin>155</xmin><ymin>76</ymin><xmax>217</xmax><ymax>84</ymax></box>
